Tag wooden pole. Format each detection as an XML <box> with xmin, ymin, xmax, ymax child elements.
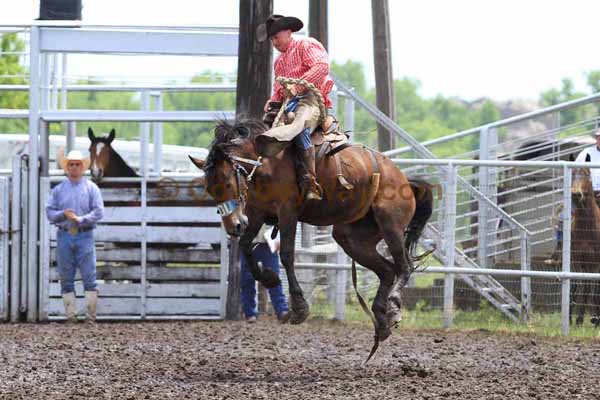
<box><xmin>309</xmin><ymin>0</ymin><xmax>328</xmax><ymax>50</ymax></box>
<box><xmin>227</xmin><ymin>0</ymin><xmax>273</xmax><ymax>320</ymax></box>
<box><xmin>236</xmin><ymin>0</ymin><xmax>273</xmax><ymax>118</ymax></box>
<box><xmin>225</xmin><ymin>238</ymin><xmax>241</xmax><ymax>320</ymax></box>
<box><xmin>371</xmin><ymin>0</ymin><xmax>396</xmax><ymax>151</ymax></box>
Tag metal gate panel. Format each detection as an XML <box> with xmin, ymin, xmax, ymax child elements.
<box><xmin>0</xmin><ymin>177</ymin><xmax>9</xmax><ymax>321</ymax></box>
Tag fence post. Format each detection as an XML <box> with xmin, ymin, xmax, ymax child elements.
<box><xmin>334</xmin><ymin>247</ymin><xmax>348</xmax><ymax>321</ymax></box>
<box><xmin>344</xmin><ymin>88</ymin><xmax>355</xmax><ymax>143</ymax></box>
<box><xmin>443</xmin><ymin>164</ymin><xmax>457</xmax><ymax>328</ymax></box>
<box><xmin>140</xmin><ymin>91</ymin><xmax>150</xmax><ymax>319</ymax></box>
<box><xmin>561</xmin><ymin>164</ymin><xmax>572</xmax><ymax>335</ymax></box>
<box><xmin>477</xmin><ymin>125</ymin><xmax>497</xmax><ymax>268</ymax></box>
<box><xmin>520</xmin><ymin>231</ymin><xmax>530</xmax><ymax>321</ymax></box>
<box><xmin>27</xmin><ymin>26</ymin><xmax>41</xmax><ymax>322</ymax></box>
<box><xmin>152</xmin><ymin>92</ymin><xmax>163</xmax><ymax>175</ymax></box>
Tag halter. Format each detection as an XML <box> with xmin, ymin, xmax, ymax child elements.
<box><xmin>215</xmin><ymin>154</ymin><xmax>263</xmax><ymax>216</ymax></box>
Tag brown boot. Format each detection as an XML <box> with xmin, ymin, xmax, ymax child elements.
<box><xmin>299</xmin><ymin>146</ymin><xmax>323</xmax><ymax>203</ymax></box>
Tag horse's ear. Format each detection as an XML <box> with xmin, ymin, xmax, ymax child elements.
<box><xmin>189</xmin><ymin>155</ymin><xmax>205</xmax><ymax>170</ymax></box>
<box><xmin>88</xmin><ymin>127</ymin><xmax>95</xmax><ymax>141</ymax></box>
<box><xmin>108</xmin><ymin>129</ymin><xmax>116</xmax><ymax>143</ymax></box>
<box><xmin>585</xmin><ymin>153</ymin><xmax>591</xmax><ymax>163</ymax></box>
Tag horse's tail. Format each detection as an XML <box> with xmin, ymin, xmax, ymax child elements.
<box><xmin>405</xmin><ymin>179</ymin><xmax>435</xmax><ymax>262</ymax></box>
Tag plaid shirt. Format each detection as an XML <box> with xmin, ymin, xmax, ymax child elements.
<box><xmin>270</xmin><ymin>37</ymin><xmax>334</xmax><ymax>108</ymax></box>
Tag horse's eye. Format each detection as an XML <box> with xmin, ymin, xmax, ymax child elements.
<box><xmin>225</xmin><ymin>183</ymin><xmax>232</xmax><ymax>189</ymax></box>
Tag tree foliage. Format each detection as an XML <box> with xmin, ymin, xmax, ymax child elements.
<box><xmin>0</xmin><ymin>33</ymin><xmax>28</xmax><ymax>132</ymax></box>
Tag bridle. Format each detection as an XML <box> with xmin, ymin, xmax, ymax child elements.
<box><xmin>215</xmin><ymin>154</ymin><xmax>263</xmax><ymax>217</ymax></box>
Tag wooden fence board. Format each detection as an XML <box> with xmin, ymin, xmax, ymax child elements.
<box><xmin>48</xmin><ymin>297</ymin><xmax>220</xmax><ymax>316</ymax></box>
<box><xmin>49</xmin><ymin>225</ymin><xmax>221</xmax><ymax>244</ymax></box>
<box><xmin>50</xmin><ymin>247</ymin><xmax>220</xmax><ymax>264</ymax></box>
<box><xmin>49</xmin><ymin>282</ymin><xmax>220</xmax><ymax>298</ymax></box>
<box><xmin>49</xmin><ymin>265</ymin><xmax>221</xmax><ymax>281</ymax></box>
<box><xmin>102</xmin><ymin>206</ymin><xmax>220</xmax><ymax>224</ymax></box>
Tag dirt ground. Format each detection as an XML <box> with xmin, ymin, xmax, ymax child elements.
<box><xmin>1</xmin><ymin>319</ymin><xmax>599</xmax><ymax>400</ymax></box>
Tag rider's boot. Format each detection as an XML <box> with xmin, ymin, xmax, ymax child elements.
<box><xmin>299</xmin><ymin>146</ymin><xmax>322</xmax><ymax>203</ymax></box>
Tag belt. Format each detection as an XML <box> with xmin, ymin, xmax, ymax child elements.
<box><xmin>60</xmin><ymin>226</ymin><xmax>93</xmax><ymax>235</ymax></box>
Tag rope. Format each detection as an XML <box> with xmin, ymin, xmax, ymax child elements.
<box><xmin>273</xmin><ymin>76</ymin><xmax>327</xmax><ymax>127</ymax></box>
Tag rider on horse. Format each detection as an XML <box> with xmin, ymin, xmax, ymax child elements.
<box><xmin>257</xmin><ymin>14</ymin><xmax>335</xmax><ymax>205</ymax></box>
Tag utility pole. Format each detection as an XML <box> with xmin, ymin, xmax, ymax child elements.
<box><xmin>371</xmin><ymin>0</ymin><xmax>396</xmax><ymax>151</ymax></box>
<box><xmin>309</xmin><ymin>0</ymin><xmax>328</xmax><ymax>50</ymax></box>
<box><xmin>236</xmin><ymin>0</ymin><xmax>273</xmax><ymax>118</ymax></box>
<box><xmin>229</xmin><ymin>0</ymin><xmax>273</xmax><ymax>320</ymax></box>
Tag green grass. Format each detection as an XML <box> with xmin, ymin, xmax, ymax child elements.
<box><xmin>310</xmin><ymin>299</ymin><xmax>600</xmax><ymax>339</ymax></box>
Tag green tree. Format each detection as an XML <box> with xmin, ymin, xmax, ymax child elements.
<box><xmin>539</xmin><ymin>78</ymin><xmax>586</xmax><ymax>125</ymax></box>
<box><xmin>585</xmin><ymin>70</ymin><xmax>600</xmax><ymax>93</ymax></box>
<box><xmin>64</xmin><ymin>79</ymin><xmax>139</xmax><ymax>139</ymax></box>
<box><xmin>0</xmin><ymin>33</ymin><xmax>28</xmax><ymax>133</ymax></box>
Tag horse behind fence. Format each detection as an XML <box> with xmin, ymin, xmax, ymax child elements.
<box><xmin>570</xmin><ymin>164</ymin><xmax>600</xmax><ymax>327</ymax></box>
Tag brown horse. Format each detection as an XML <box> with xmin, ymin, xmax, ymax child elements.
<box><xmin>190</xmin><ymin>118</ymin><xmax>433</xmax><ymax>343</ymax></box>
<box><xmin>570</xmin><ymin>163</ymin><xmax>600</xmax><ymax>327</ymax></box>
<box><xmin>88</xmin><ymin>128</ymin><xmax>137</xmax><ymax>181</ymax></box>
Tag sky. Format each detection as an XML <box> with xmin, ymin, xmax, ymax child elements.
<box><xmin>1</xmin><ymin>0</ymin><xmax>598</xmax><ymax>101</ymax></box>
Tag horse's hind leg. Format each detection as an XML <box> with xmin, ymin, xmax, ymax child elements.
<box><xmin>333</xmin><ymin>217</ymin><xmax>395</xmax><ymax>341</ymax></box>
<box><xmin>371</xmin><ymin>205</ymin><xmax>414</xmax><ymax>328</ymax></box>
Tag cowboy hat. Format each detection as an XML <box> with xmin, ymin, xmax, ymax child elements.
<box><xmin>257</xmin><ymin>14</ymin><xmax>303</xmax><ymax>42</ymax></box>
<box><xmin>57</xmin><ymin>148</ymin><xmax>91</xmax><ymax>173</ymax></box>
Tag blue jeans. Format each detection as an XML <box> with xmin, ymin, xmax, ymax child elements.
<box><xmin>56</xmin><ymin>229</ymin><xmax>97</xmax><ymax>294</ymax></box>
<box><xmin>241</xmin><ymin>243</ymin><xmax>288</xmax><ymax>318</ymax></box>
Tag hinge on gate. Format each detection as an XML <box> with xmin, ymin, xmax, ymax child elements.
<box><xmin>0</xmin><ymin>229</ymin><xmax>20</xmax><ymax>235</ymax></box>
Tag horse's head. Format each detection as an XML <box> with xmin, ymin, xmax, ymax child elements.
<box><xmin>572</xmin><ymin>165</ymin><xmax>593</xmax><ymax>209</ymax></box>
<box><xmin>190</xmin><ymin>118</ymin><xmax>266</xmax><ymax>237</ymax></box>
<box><xmin>88</xmin><ymin>127</ymin><xmax>116</xmax><ymax>181</ymax></box>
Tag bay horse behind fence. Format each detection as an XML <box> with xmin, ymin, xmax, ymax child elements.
<box><xmin>190</xmin><ymin>117</ymin><xmax>434</xmax><ymax>358</ymax></box>
<box><xmin>570</xmin><ymin>162</ymin><xmax>600</xmax><ymax>327</ymax></box>
<box><xmin>88</xmin><ymin>128</ymin><xmax>137</xmax><ymax>181</ymax></box>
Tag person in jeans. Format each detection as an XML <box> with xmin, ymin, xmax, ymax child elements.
<box><xmin>241</xmin><ymin>224</ymin><xmax>289</xmax><ymax>323</ymax></box>
<box><xmin>46</xmin><ymin>149</ymin><xmax>104</xmax><ymax>322</ymax></box>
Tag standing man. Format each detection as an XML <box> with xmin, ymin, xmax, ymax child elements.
<box><xmin>575</xmin><ymin>128</ymin><xmax>600</xmax><ymax>206</ymax></box>
<box><xmin>46</xmin><ymin>149</ymin><xmax>104</xmax><ymax>322</ymax></box>
<box><xmin>256</xmin><ymin>14</ymin><xmax>334</xmax><ymax>205</ymax></box>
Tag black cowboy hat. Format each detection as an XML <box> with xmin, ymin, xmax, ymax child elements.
<box><xmin>256</xmin><ymin>14</ymin><xmax>303</xmax><ymax>42</ymax></box>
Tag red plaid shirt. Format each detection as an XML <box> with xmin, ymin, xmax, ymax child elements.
<box><xmin>270</xmin><ymin>37</ymin><xmax>334</xmax><ymax>108</ymax></box>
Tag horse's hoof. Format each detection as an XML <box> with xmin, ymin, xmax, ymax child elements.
<box><xmin>376</xmin><ymin>324</ymin><xmax>392</xmax><ymax>342</ymax></box>
<box><xmin>289</xmin><ymin>309</ymin><xmax>309</xmax><ymax>325</ymax></box>
<box><xmin>386</xmin><ymin>309</ymin><xmax>403</xmax><ymax>329</ymax></box>
<box><xmin>260</xmin><ymin>268</ymin><xmax>281</xmax><ymax>288</ymax></box>
<box><xmin>289</xmin><ymin>295</ymin><xmax>310</xmax><ymax>324</ymax></box>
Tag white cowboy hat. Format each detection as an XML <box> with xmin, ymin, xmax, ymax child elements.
<box><xmin>57</xmin><ymin>148</ymin><xmax>91</xmax><ymax>173</ymax></box>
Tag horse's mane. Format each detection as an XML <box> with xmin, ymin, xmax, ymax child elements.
<box><xmin>203</xmin><ymin>117</ymin><xmax>267</xmax><ymax>177</ymax></box>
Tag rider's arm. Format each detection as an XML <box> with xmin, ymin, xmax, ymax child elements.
<box><xmin>299</xmin><ymin>39</ymin><xmax>330</xmax><ymax>90</ymax></box>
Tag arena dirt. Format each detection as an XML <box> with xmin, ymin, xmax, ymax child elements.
<box><xmin>1</xmin><ymin>319</ymin><xmax>599</xmax><ymax>399</ymax></box>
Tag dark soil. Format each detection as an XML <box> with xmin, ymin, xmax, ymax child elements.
<box><xmin>1</xmin><ymin>319</ymin><xmax>599</xmax><ymax>399</ymax></box>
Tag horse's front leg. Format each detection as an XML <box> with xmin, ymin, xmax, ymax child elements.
<box><xmin>238</xmin><ymin>216</ymin><xmax>281</xmax><ymax>288</ymax></box>
<box><xmin>279</xmin><ymin>212</ymin><xmax>309</xmax><ymax>324</ymax></box>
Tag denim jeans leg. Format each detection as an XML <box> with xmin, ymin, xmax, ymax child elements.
<box><xmin>75</xmin><ymin>231</ymin><xmax>97</xmax><ymax>292</ymax></box>
<box><xmin>240</xmin><ymin>253</ymin><xmax>257</xmax><ymax>318</ymax></box>
<box><xmin>254</xmin><ymin>244</ymin><xmax>288</xmax><ymax>315</ymax></box>
<box><xmin>56</xmin><ymin>230</ymin><xmax>76</xmax><ymax>294</ymax></box>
